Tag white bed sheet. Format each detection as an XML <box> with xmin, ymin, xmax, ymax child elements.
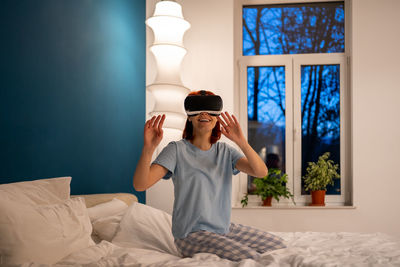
<box><xmin>268</xmin><ymin>231</ymin><xmax>400</xmax><ymax>266</ymax></box>
<box><xmin>19</xmin><ymin>199</ymin><xmax>400</xmax><ymax>267</ymax></box>
<box><xmin>22</xmin><ymin>231</ymin><xmax>400</xmax><ymax>267</ymax></box>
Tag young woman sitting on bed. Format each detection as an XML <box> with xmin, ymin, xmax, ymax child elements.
<box><xmin>133</xmin><ymin>90</ymin><xmax>285</xmax><ymax>261</ymax></box>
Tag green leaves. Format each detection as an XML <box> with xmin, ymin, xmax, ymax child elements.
<box><xmin>241</xmin><ymin>168</ymin><xmax>295</xmax><ymax>207</ymax></box>
<box><xmin>240</xmin><ymin>194</ymin><xmax>249</xmax><ymax>208</ymax></box>
<box><xmin>302</xmin><ymin>152</ymin><xmax>340</xmax><ymax>192</ymax></box>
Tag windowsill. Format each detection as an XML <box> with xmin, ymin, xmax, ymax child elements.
<box><xmin>232</xmin><ymin>205</ymin><xmax>356</xmax><ymax>210</ymax></box>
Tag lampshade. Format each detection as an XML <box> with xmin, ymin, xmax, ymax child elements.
<box><xmin>146</xmin><ymin>0</ymin><xmax>191</xmax><ymax>130</ymax></box>
<box><xmin>147</xmin><ymin>84</ymin><xmax>188</xmax><ymax>113</ymax></box>
<box><xmin>153</xmin><ymin>0</ymin><xmax>184</xmax><ymax>17</ymax></box>
<box><xmin>150</xmin><ymin>44</ymin><xmax>186</xmax><ymax>84</ymax></box>
<box><xmin>146</xmin><ymin>17</ymin><xmax>190</xmax><ymax>46</ymax></box>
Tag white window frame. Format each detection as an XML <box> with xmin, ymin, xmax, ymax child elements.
<box><xmin>233</xmin><ymin>0</ymin><xmax>352</xmax><ymax>207</ymax></box>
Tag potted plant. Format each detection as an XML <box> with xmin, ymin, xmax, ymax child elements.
<box><xmin>302</xmin><ymin>152</ymin><xmax>340</xmax><ymax>206</ymax></box>
<box><xmin>241</xmin><ymin>169</ymin><xmax>295</xmax><ymax>207</ymax></box>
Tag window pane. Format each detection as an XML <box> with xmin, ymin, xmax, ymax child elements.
<box><xmin>247</xmin><ymin>66</ymin><xmax>286</xmax><ymax>193</ymax></box>
<box><xmin>243</xmin><ymin>2</ymin><xmax>344</xmax><ymax>56</ymax></box>
<box><xmin>301</xmin><ymin>64</ymin><xmax>340</xmax><ymax>195</ymax></box>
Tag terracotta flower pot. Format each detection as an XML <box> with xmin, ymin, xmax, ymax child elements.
<box><xmin>262</xmin><ymin>196</ymin><xmax>273</xmax><ymax>206</ymax></box>
<box><xmin>310</xmin><ymin>190</ymin><xmax>326</xmax><ymax>206</ymax></box>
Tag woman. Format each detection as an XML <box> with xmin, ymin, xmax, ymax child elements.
<box><xmin>133</xmin><ymin>90</ymin><xmax>285</xmax><ymax>261</ymax></box>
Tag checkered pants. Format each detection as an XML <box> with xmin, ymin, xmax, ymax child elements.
<box><xmin>174</xmin><ymin>223</ymin><xmax>286</xmax><ymax>262</ymax></box>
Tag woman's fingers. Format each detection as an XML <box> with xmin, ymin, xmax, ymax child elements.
<box><xmin>219</xmin><ymin>120</ymin><xmax>228</xmax><ymax>134</ymax></box>
<box><xmin>146</xmin><ymin>116</ymin><xmax>156</xmax><ymax>128</ymax></box>
<box><xmin>158</xmin><ymin>114</ymin><xmax>166</xmax><ymax>132</ymax></box>
<box><xmin>221</xmin><ymin>112</ymin><xmax>236</xmax><ymax>125</ymax></box>
<box><xmin>224</xmin><ymin>112</ymin><xmax>234</xmax><ymax>125</ymax></box>
<box><xmin>218</xmin><ymin>116</ymin><xmax>231</xmax><ymax>137</ymax></box>
<box><xmin>220</xmin><ymin>112</ymin><xmax>229</xmax><ymax>125</ymax></box>
<box><xmin>145</xmin><ymin>114</ymin><xmax>166</xmax><ymax>133</ymax></box>
<box><xmin>217</xmin><ymin>116</ymin><xmax>227</xmax><ymax>129</ymax></box>
<box><xmin>232</xmin><ymin>114</ymin><xmax>239</xmax><ymax>125</ymax></box>
<box><xmin>148</xmin><ymin>114</ymin><xmax>166</xmax><ymax>134</ymax></box>
<box><xmin>220</xmin><ymin>127</ymin><xmax>227</xmax><ymax>136</ymax></box>
<box><xmin>220</xmin><ymin>112</ymin><xmax>238</xmax><ymax>128</ymax></box>
<box><xmin>152</xmin><ymin>115</ymin><xmax>162</xmax><ymax>128</ymax></box>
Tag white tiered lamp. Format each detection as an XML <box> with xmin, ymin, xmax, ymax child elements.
<box><xmin>146</xmin><ymin>0</ymin><xmax>190</xmax><ymax>213</ymax></box>
<box><xmin>146</xmin><ymin>0</ymin><xmax>191</xmax><ymax>134</ymax></box>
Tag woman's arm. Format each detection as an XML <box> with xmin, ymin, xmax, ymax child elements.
<box><xmin>234</xmin><ymin>145</ymin><xmax>268</xmax><ymax>178</ymax></box>
<box><xmin>218</xmin><ymin>112</ymin><xmax>268</xmax><ymax>178</ymax></box>
<box><xmin>133</xmin><ymin>115</ymin><xmax>168</xmax><ymax>191</ymax></box>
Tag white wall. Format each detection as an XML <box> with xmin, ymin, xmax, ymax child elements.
<box><xmin>146</xmin><ymin>0</ymin><xmax>400</xmax><ymax>237</ymax></box>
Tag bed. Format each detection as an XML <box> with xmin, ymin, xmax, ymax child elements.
<box><xmin>1</xmin><ymin>177</ymin><xmax>399</xmax><ymax>267</ymax></box>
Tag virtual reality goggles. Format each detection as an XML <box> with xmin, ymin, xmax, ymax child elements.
<box><xmin>184</xmin><ymin>91</ymin><xmax>223</xmax><ymax>116</ymax></box>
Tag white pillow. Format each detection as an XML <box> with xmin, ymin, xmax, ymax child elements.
<box><xmin>112</xmin><ymin>202</ymin><xmax>180</xmax><ymax>256</ymax></box>
<box><xmin>87</xmin><ymin>198</ymin><xmax>128</xmax><ymax>222</ymax></box>
<box><xmin>0</xmin><ymin>197</ymin><xmax>95</xmax><ymax>265</ymax></box>
<box><xmin>92</xmin><ymin>209</ymin><xmax>127</xmax><ymax>242</ymax></box>
<box><xmin>0</xmin><ymin>176</ymin><xmax>71</xmax><ymax>205</ymax></box>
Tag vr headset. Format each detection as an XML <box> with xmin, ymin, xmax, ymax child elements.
<box><xmin>184</xmin><ymin>90</ymin><xmax>223</xmax><ymax>116</ymax></box>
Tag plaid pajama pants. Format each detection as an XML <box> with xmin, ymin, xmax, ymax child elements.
<box><xmin>174</xmin><ymin>223</ymin><xmax>286</xmax><ymax>262</ymax></box>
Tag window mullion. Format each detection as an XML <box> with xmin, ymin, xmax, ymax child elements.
<box><xmin>286</xmin><ymin>57</ymin><xmax>295</xmax><ymax>203</ymax></box>
<box><xmin>293</xmin><ymin>55</ymin><xmax>306</xmax><ymax>204</ymax></box>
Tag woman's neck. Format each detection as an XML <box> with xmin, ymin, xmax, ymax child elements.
<box><xmin>191</xmin><ymin>133</ymin><xmax>212</xmax><ymax>151</ymax></box>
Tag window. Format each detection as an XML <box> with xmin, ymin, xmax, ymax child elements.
<box><xmin>236</xmin><ymin>0</ymin><xmax>351</xmax><ymax>206</ymax></box>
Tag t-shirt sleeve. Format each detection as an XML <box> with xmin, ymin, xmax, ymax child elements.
<box><xmin>152</xmin><ymin>141</ymin><xmax>177</xmax><ymax>180</ymax></box>
<box><xmin>227</xmin><ymin>143</ymin><xmax>245</xmax><ymax>175</ymax></box>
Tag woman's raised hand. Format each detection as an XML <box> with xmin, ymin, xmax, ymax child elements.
<box><xmin>143</xmin><ymin>114</ymin><xmax>165</xmax><ymax>150</ymax></box>
<box><xmin>217</xmin><ymin>112</ymin><xmax>246</xmax><ymax>146</ymax></box>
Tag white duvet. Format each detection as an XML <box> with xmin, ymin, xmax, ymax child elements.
<box><xmin>22</xmin><ymin>231</ymin><xmax>400</xmax><ymax>267</ymax></box>
<box><xmin>22</xmin><ymin>203</ymin><xmax>400</xmax><ymax>267</ymax></box>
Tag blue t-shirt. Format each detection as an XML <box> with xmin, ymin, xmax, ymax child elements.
<box><xmin>152</xmin><ymin>139</ymin><xmax>244</xmax><ymax>239</ymax></box>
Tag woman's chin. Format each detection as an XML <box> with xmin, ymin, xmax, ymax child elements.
<box><xmin>195</xmin><ymin>125</ymin><xmax>214</xmax><ymax>133</ymax></box>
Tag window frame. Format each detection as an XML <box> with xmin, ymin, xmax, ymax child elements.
<box><xmin>233</xmin><ymin>0</ymin><xmax>352</xmax><ymax>207</ymax></box>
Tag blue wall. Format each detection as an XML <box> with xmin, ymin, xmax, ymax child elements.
<box><xmin>0</xmin><ymin>0</ymin><xmax>146</xmax><ymax>203</ymax></box>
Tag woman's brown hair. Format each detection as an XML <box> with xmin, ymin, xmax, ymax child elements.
<box><xmin>182</xmin><ymin>90</ymin><xmax>222</xmax><ymax>144</ymax></box>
